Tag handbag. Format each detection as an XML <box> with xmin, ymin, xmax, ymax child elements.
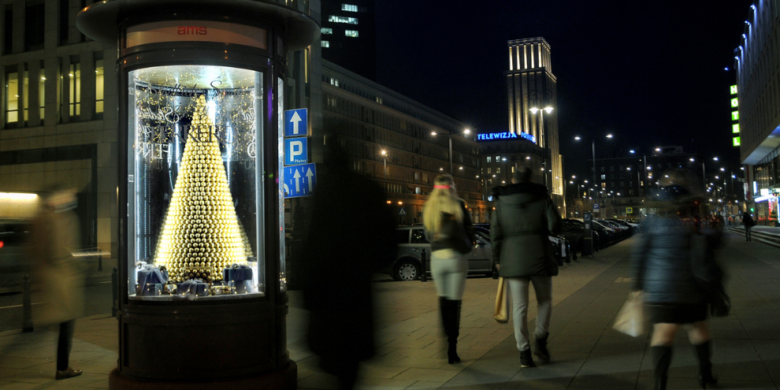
<box><xmin>613</xmin><ymin>291</ymin><xmax>648</xmax><ymax>337</ymax></box>
<box><xmin>493</xmin><ymin>277</ymin><xmax>509</xmax><ymax>323</ymax></box>
<box><xmin>690</xmin><ymin>235</ymin><xmax>730</xmax><ymax>317</ymax></box>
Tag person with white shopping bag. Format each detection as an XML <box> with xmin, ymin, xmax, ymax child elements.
<box><xmin>631</xmin><ymin>172</ymin><xmax>726</xmax><ymax>390</ymax></box>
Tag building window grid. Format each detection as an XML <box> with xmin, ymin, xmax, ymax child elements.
<box><xmin>345</xmin><ymin>30</ymin><xmax>359</xmax><ymax>38</ymax></box>
<box><xmin>328</xmin><ymin>15</ymin><xmax>358</xmax><ymax>24</ymax></box>
<box><xmin>341</xmin><ymin>4</ymin><xmax>358</xmax><ymax>12</ymax></box>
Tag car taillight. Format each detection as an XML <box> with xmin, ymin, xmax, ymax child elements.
<box><xmin>0</xmin><ymin>241</ymin><xmax>4</xmax><ymax>248</ymax></box>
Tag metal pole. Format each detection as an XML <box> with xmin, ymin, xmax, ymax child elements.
<box><xmin>702</xmin><ymin>162</ymin><xmax>706</xmax><ymax>192</ymax></box>
<box><xmin>98</xmin><ymin>248</ymin><xmax>103</xmax><ymax>272</ymax></box>
<box><xmin>420</xmin><ymin>249</ymin><xmax>427</xmax><ymax>282</ymax></box>
<box><xmin>22</xmin><ymin>274</ymin><xmax>33</xmax><ymax>333</ymax></box>
<box><xmin>383</xmin><ymin>157</ymin><xmax>387</xmax><ymax>180</ymax></box>
<box><xmin>448</xmin><ymin>135</ymin><xmax>453</xmax><ymax>176</ymax></box>
<box><xmin>112</xmin><ymin>267</ymin><xmax>118</xmax><ymax>317</ymax></box>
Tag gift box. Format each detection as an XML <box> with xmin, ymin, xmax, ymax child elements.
<box><xmin>223</xmin><ymin>265</ymin><xmax>254</xmax><ymax>294</ymax></box>
<box><xmin>141</xmin><ymin>283</ymin><xmax>163</xmax><ymax>296</ymax></box>
<box><xmin>137</xmin><ymin>266</ymin><xmax>168</xmax><ymax>286</ymax></box>
<box><xmin>178</xmin><ymin>279</ymin><xmax>209</xmax><ymax>297</ymax></box>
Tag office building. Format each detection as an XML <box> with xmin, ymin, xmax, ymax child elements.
<box><xmin>505</xmin><ymin>37</ymin><xmax>564</xmax><ymax>209</ymax></box>
<box><xmin>320</xmin><ymin>0</ymin><xmax>376</xmax><ymax>80</ymax></box>
<box><xmin>733</xmin><ymin>1</ymin><xmax>780</xmax><ymax>224</ymax></box>
<box><xmin>320</xmin><ymin>60</ymin><xmax>487</xmax><ymax>223</ymax></box>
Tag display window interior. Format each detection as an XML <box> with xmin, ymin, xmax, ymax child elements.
<box><xmin>127</xmin><ymin>65</ymin><xmax>265</xmax><ymax>301</ymax></box>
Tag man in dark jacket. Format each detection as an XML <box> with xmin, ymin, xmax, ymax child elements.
<box><xmin>491</xmin><ymin>167</ymin><xmax>562</xmax><ymax>368</ymax></box>
<box><xmin>742</xmin><ymin>211</ymin><xmax>755</xmax><ymax>241</ymax></box>
<box><xmin>300</xmin><ymin>138</ymin><xmax>396</xmax><ymax>390</ymax></box>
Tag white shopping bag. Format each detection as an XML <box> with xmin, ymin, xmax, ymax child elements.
<box><xmin>613</xmin><ymin>291</ymin><xmax>648</xmax><ymax>337</ymax></box>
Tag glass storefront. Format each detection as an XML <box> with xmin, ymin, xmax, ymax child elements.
<box><xmin>127</xmin><ymin>65</ymin><xmax>265</xmax><ymax>300</ymax></box>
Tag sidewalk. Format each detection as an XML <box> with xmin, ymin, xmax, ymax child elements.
<box><xmin>1</xmin><ymin>233</ymin><xmax>779</xmax><ymax>389</ymax></box>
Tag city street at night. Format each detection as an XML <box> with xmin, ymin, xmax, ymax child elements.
<box><xmin>2</xmin><ymin>231</ymin><xmax>779</xmax><ymax>390</ymax></box>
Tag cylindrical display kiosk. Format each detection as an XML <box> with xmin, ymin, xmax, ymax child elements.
<box><xmin>77</xmin><ymin>1</ymin><xmax>318</xmax><ymax>388</ymax></box>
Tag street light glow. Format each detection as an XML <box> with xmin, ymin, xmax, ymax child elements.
<box><xmin>464</xmin><ymin>129</ymin><xmax>471</xmax><ymax>134</ymax></box>
<box><xmin>574</xmin><ymin>136</ymin><xmax>581</xmax><ymax>141</ymax></box>
<box><xmin>655</xmin><ymin>148</ymin><xmax>661</xmax><ymax>152</ymax></box>
<box><xmin>543</xmin><ymin>106</ymin><xmax>554</xmax><ymax>113</ymax></box>
<box><xmin>381</xmin><ymin>150</ymin><xmax>386</xmax><ymax>156</ymax></box>
<box><xmin>690</xmin><ymin>158</ymin><xmax>695</xmax><ymax>162</ymax></box>
<box><xmin>629</xmin><ymin>150</ymin><xmax>635</xmax><ymax>154</ymax></box>
<box><xmin>431</xmin><ymin>131</ymin><xmax>438</xmax><ymax>136</ymax></box>
<box><xmin>606</xmin><ymin>134</ymin><xmax>613</xmax><ymax>138</ymax></box>
<box><xmin>529</xmin><ymin>107</ymin><xmax>539</xmax><ymax>114</ymax></box>
<box><xmin>713</xmin><ymin>157</ymin><xmax>719</xmax><ymax>161</ymax></box>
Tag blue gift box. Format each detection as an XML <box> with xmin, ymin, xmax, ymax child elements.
<box><xmin>223</xmin><ymin>264</ymin><xmax>253</xmax><ymax>282</ymax></box>
<box><xmin>141</xmin><ymin>283</ymin><xmax>162</xmax><ymax>296</ymax></box>
<box><xmin>178</xmin><ymin>279</ymin><xmax>209</xmax><ymax>297</ymax></box>
<box><xmin>137</xmin><ymin>266</ymin><xmax>168</xmax><ymax>286</ymax></box>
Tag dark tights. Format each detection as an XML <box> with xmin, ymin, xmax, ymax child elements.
<box><xmin>57</xmin><ymin>321</ymin><xmax>75</xmax><ymax>371</ymax></box>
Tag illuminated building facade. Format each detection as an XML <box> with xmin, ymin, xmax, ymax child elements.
<box><xmin>321</xmin><ymin>60</ymin><xmax>487</xmax><ymax>223</ymax></box>
<box><xmin>320</xmin><ymin>0</ymin><xmax>376</xmax><ymax>80</ymax></box>
<box><xmin>506</xmin><ymin>37</ymin><xmax>564</xmax><ymax>208</ymax></box>
<box><xmin>733</xmin><ymin>1</ymin><xmax>780</xmax><ymax>224</ymax></box>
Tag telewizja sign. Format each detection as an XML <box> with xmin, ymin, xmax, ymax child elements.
<box><xmin>476</xmin><ymin>131</ymin><xmax>536</xmax><ymax>144</ymax></box>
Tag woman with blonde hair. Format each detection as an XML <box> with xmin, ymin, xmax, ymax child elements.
<box><xmin>423</xmin><ymin>174</ymin><xmax>474</xmax><ymax>364</ymax></box>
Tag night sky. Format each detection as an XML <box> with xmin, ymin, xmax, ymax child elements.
<box><xmin>374</xmin><ymin>1</ymin><xmax>755</xmax><ymax>179</ymax></box>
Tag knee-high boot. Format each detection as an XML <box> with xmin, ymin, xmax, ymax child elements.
<box><xmin>446</xmin><ymin>300</ymin><xmax>462</xmax><ymax>364</ymax></box>
<box><xmin>438</xmin><ymin>297</ymin><xmax>448</xmax><ymax>337</ymax></box>
<box><xmin>651</xmin><ymin>346</ymin><xmax>672</xmax><ymax>390</ymax></box>
<box><xmin>694</xmin><ymin>341</ymin><xmax>717</xmax><ymax>389</ymax></box>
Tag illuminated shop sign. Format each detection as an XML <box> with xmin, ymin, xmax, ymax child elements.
<box><xmin>477</xmin><ymin>131</ymin><xmax>536</xmax><ymax>144</ymax></box>
<box><xmin>126</xmin><ymin>20</ymin><xmax>267</xmax><ymax>49</ymax></box>
<box><xmin>730</xmin><ymin>85</ymin><xmax>740</xmax><ymax>147</ymax></box>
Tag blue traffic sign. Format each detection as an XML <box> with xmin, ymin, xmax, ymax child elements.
<box><xmin>283</xmin><ymin>163</ymin><xmax>317</xmax><ymax>198</ymax></box>
<box><xmin>284</xmin><ymin>108</ymin><xmax>308</xmax><ymax>137</ymax></box>
<box><xmin>284</xmin><ymin>138</ymin><xmax>308</xmax><ymax>165</ymax></box>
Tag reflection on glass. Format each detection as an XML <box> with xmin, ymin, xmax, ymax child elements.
<box><xmin>6</xmin><ymin>71</ymin><xmax>18</xmax><ymax>123</ymax></box>
<box><xmin>69</xmin><ymin>62</ymin><xmax>80</xmax><ymax>117</ymax></box>
<box><xmin>39</xmin><ymin>68</ymin><xmax>45</xmax><ymax>120</ymax></box>
<box><xmin>95</xmin><ymin>59</ymin><xmax>104</xmax><ymax>114</ymax></box>
<box><xmin>127</xmin><ymin>65</ymin><xmax>264</xmax><ymax>301</ymax></box>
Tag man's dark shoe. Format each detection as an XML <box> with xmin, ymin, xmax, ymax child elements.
<box><xmin>534</xmin><ymin>332</ymin><xmax>550</xmax><ymax>361</ymax></box>
<box><xmin>56</xmin><ymin>367</ymin><xmax>82</xmax><ymax>380</ymax></box>
<box><xmin>519</xmin><ymin>348</ymin><xmax>536</xmax><ymax>368</ymax></box>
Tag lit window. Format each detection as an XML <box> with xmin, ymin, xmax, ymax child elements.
<box><xmin>38</xmin><ymin>65</ymin><xmax>45</xmax><ymax>121</ymax></box>
<box><xmin>497</xmin><ymin>167</ymin><xmax>501</xmax><ymax>174</ymax></box>
<box><xmin>321</xmin><ymin>27</ymin><xmax>333</xmax><ymax>34</ymax></box>
<box><xmin>487</xmin><ymin>167</ymin><xmax>491</xmax><ymax>174</ymax></box>
<box><xmin>328</xmin><ymin>15</ymin><xmax>358</xmax><ymax>24</ymax></box>
<box><xmin>95</xmin><ymin>56</ymin><xmax>104</xmax><ymax>115</ymax></box>
<box><xmin>321</xmin><ymin>40</ymin><xmax>330</xmax><ymax>48</ymax></box>
<box><xmin>345</xmin><ymin>30</ymin><xmax>359</xmax><ymax>38</ymax></box>
<box><xmin>68</xmin><ymin>61</ymin><xmax>81</xmax><ymax>117</ymax></box>
<box><xmin>341</xmin><ymin>4</ymin><xmax>358</xmax><ymax>12</ymax></box>
<box><xmin>329</xmin><ymin>77</ymin><xmax>339</xmax><ymax>87</ymax></box>
<box><xmin>5</xmin><ymin>70</ymin><xmax>19</xmax><ymax>124</ymax></box>
<box><xmin>486</xmin><ymin>156</ymin><xmax>491</xmax><ymax>163</ymax></box>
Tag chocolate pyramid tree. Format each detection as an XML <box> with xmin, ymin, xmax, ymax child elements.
<box><xmin>154</xmin><ymin>95</ymin><xmax>251</xmax><ymax>282</ymax></box>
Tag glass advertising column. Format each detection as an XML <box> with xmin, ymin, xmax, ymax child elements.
<box><xmin>77</xmin><ymin>1</ymin><xmax>318</xmax><ymax>388</ymax></box>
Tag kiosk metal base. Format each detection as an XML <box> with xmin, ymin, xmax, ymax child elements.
<box><xmin>109</xmin><ymin>362</ymin><xmax>297</xmax><ymax>390</ymax></box>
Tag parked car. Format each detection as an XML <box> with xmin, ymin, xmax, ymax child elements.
<box><xmin>473</xmin><ymin>224</ymin><xmax>571</xmax><ymax>265</ymax></box>
<box><xmin>389</xmin><ymin>225</ymin><xmax>493</xmax><ymax>281</ymax></box>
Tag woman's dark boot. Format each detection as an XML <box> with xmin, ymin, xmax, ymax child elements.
<box><xmin>438</xmin><ymin>297</ymin><xmax>448</xmax><ymax>336</ymax></box>
<box><xmin>446</xmin><ymin>300</ymin><xmax>462</xmax><ymax>364</ymax></box>
<box><xmin>534</xmin><ymin>332</ymin><xmax>550</xmax><ymax>361</ymax></box>
<box><xmin>694</xmin><ymin>341</ymin><xmax>717</xmax><ymax>389</ymax></box>
<box><xmin>651</xmin><ymin>346</ymin><xmax>672</xmax><ymax>390</ymax></box>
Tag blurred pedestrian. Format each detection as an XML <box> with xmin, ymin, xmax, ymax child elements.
<box><xmin>633</xmin><ymin>183</ymin><xmax>723</xmax><ymax>390</ymax></box>
<box><xmin>491</xmin><ymin>167</ymin><xmax>562</xmax><ymax>368</ymax></box>
<box><xmin>423</xmin><ymin>174</ymin><xmax>474</xmax><ymax>364</ymax></box>
<box><xmin>742</xmin><ymin>211</ymin><xmax>755</xmax><ymax>241</ymax></box>
<box><xmin>29</xmin><ymin>186</ymin><xmax>85</xmax><ymax>380</ymax></box>
<box><xmin>300</xmin><ymin>138</ymin><xmax>396</xmax><ymax>390</ymax></box>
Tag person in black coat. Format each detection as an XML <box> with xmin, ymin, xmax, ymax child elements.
<box><xmin>300</xmin><ymin>138</ymin><xmax>396</xmax><ymax>390</ymax></box>
<box><xmin>742</xmin><ymin>211</ymin><xmax>755</xmax><ymax>241</ymax></box>
<box><xmin>633</xmin><ymin>183</ymin><xmax>724</xmax><ymax>390</ymax></box>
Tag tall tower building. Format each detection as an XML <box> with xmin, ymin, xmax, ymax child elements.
<box><xmin>320</xmin><ymin>0</ymin><xmax>376</xmax><ymax>80</ymax></box>
<box><xmin>506</xmin><ymin>37</ymin><xmax>563</xmax><ymax>202</ymax></box>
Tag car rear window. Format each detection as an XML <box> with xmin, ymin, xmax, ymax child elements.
<box><xmin>395</xmin><ymin>229</ymin><xmax>410</xmax><ymax>244</ymax></box>
<box><xmin>411</xmin><ymin>229</ymin><xmax>428</xmax><ymax>244</ymax></box>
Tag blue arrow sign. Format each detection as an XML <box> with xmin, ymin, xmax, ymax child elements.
<box><xmin>284</xmin><ymin>108</ymin><xmax>308</xmax><ymax>137</ymax></box>
<box><xmin>284</xmin><ymin>138</ymin><xmax>308</xmax><ymax>165</ymax></box>
<box><xmin>283</xmin><ymin>163</ymin><xmax>317</xmax><ymax>198</ymax></box>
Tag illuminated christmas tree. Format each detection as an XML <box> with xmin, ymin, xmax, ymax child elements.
<box><xmin>154</xmin><ymin>95</ymin><xmax>250</xmax><ymax>283</ymax></box>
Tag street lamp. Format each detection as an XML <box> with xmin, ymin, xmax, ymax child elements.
<box><xmin>431</xmin><ymin>128</ymin><xmax>472</xmax><ymax>175</ymax></box>
<box><xmin>381</xmin><ymin>149</ymin><xmax>387</xmax><ymax>180</ymax></box>
<box><xmin>574</xmin><ymin>134</ymin><xmax>614</xmax><ymax>216</ymax></box>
